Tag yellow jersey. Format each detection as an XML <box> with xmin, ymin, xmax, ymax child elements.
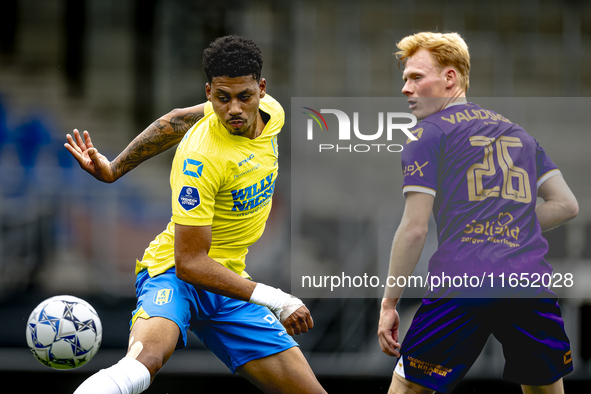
<box><xmin>135</xmin><ymin>94</ymin><xmax>283</xmax><ymax>278</ymax></box>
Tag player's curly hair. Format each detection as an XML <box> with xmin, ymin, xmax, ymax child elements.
<box><xmin>202</xmin><ymin>35</ymin><xmax>263</xmax><ymax>83</ymax></box>
<box><xmin>396</xmin><ymin>32</ymin><xmax>470</xmax><ymax>92</ymax></box>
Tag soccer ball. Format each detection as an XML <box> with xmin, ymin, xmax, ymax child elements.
<box><xmin>25</xmin><ymin>295</ymin><xmax>102</xmax><ymax>369</ymax></box>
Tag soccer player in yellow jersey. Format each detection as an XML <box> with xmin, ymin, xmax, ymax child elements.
<box><xmin>66</xmin><ymin>36</ymin><xmax>326</xmax><ymax>394</ymax></box>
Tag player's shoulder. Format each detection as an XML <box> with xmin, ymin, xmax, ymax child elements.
<box><xmin>404</xmin><ymin>116</ymin><xmax>445</xmax><ymax>150</ymax></box>
<box><xmin>260</xmin><ymin>93</ymin><xmax>283</xmax><ymax>113</ymax></box>
<box><xmin>173</xmin><ymin>139</ymin><xmax>227</xmax><ymax>184</ymax></box>
<box><xmin>176</xmin><ymin>119</ymin><xmax>228</xmax><ymax>165</ymax></box>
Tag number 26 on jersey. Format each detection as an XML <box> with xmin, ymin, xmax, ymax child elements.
<box><xmin>466</xmin><ymin>136</ymin><xmax>531</xmax><ymax>203</ymax></box>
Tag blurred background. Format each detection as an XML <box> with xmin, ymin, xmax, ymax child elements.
<box><xmin>0</xmin><ymin>0</ymin><xmax>590</xmax><ymax>392</ymax></box>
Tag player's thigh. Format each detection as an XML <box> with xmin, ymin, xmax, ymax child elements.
<box><xmin>236</xmin><ymin>347</ymin><xmax>326</xmax><ymax>394</ymax></box>
<box><xmin>389</xmin><ymin>371</ymin><xmax>435</xmax><ymax>394</ymax></box>
<box><xmin>494</xmin><ymin>298</ymin><xmax>571</xmax><ymax>385</ymax></box>
<box><xmin>521</xmin><ymin>378</ymin><xmax>564</xmax><ymax>394</ymax></box>
<box><xmin>127</xmin><ymin>316</ymin><xmax>180</xmax><ymax>377</ymax></box>
<box><xmin>397</xmin><ymin>297</ymin><xmax>492</xmax><ymax>392</ymax></box>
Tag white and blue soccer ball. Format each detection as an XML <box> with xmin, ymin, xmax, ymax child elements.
<box><xmin>26</xmin><ymin>295</ymin><xmax>102</xmax><ymax>369</ymax></box>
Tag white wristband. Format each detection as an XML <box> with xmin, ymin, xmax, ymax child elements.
<box><xmin>249</xmin><ymin>283</ymin><xmax>290</xmax><ymax>318</ymax></box>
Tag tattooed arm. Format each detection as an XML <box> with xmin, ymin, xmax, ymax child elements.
<box><xmin>65</xmin><ymin>104</ymin><xmax>206</xmax><ymax>183</ymax></box>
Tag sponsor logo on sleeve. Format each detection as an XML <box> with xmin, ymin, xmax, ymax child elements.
<box><xmin>183</xmin><ymin>159</ymin><xmax>203</xmax><ymax>178</ymax></box>
<box><xmin>403</xmin><ymin>161</ymin><xmax>429</xmax><ymax>177</ymax></box>
<box><xmin>178</xmin><ymin>186</ymin><xmax>201</xmax><ymax>211</ymax></box>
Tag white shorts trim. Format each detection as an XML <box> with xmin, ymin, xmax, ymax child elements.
<box><xmin>394</xmin><ymin>355</ymin><xmax>406</xmax><ymax>378</ymax></box>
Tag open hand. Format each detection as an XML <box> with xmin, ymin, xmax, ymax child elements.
<box><xmin>64</xmin><ymin>129</ymin><xmax>116</xmax><ymax>183</ymax></box>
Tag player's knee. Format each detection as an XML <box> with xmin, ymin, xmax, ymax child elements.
<box><xmin>126</xmin><ymin>343</ymin><xmax>165</xmax><ymax>378</ymax></box>
<box><xmin>135</xmin><ymin>352</ymin><xmax>165</xmax><ymax>378</ymax></box>
<box><xmin>127</xmin><ymin>318</ymin><xmax>179</xmax><ymax>378</ymax></box>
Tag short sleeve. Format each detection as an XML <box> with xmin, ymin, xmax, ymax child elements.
<box><xmin>535</xmin><ymin>139</ymin><xmax>561</xmax><ymax>188</ymax></box>
<box><xmin>401</xmin><ymin>123</ymin><xmax>442</xmax><ymax>197</ymax></box>
<box><xmin>171</xmin><ymin>152</ymin><xmax>223</xmax><ymax>226</ymax></box>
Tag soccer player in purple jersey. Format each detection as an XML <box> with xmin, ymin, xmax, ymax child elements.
<box><xmin>377</xmin><ymin>32</ymin><xmax>579</xmax><ymax>394</ymax></box>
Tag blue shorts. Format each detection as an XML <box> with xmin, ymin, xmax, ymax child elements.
<box><xmin>131</xmin><ymin>268</ymin><xmax>298</xmax><ymax>373</ymax></box>
<box><xmin>395</xmin><ymin>296</ymin><xmax>572</xmax><ymax>393</ymax></box>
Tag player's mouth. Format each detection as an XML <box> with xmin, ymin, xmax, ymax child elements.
<box><xmin>228</xmin><ymin>118</ymin><xmax>245</xmax><ymax>128</ymax></box>
<box><xmin>408</xmin><ymin>99</ymin><xmax>418</xmax><ymax>110</ymax></box>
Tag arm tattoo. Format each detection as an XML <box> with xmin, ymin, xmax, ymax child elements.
<box><xmin>170</xmin><ymin>111</ymin><xmax>205</xmax><ymax>135</ymax></box>
<box><xmin>110</xmin><ymin>110</ymin><xmax>205</xmax><ymax>180</ymax></box>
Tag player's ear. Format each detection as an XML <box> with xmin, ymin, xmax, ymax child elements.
<box><xmin>205</xmin><ymin>83</ymin><xmax>212</xmax><ymax>101</ymax></box>
<box><xmin>259</xmin><ymin>78</ymin><xmax>266</xmax><ymax>98</ymax></box>
<box><xmin>444</xmin><ymin>68</ymin><xmax>457</xmax><ymax>89</ymax></box>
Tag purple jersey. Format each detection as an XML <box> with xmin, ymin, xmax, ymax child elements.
<box><xmin>401</xmin><ymin>102</ymin><xmax>560</xmax><ymax>278</ymax></box>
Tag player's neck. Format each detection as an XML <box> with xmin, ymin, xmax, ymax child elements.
<box><xmin>437</xmin><ymin>92</ymin><xmax>467</xmax><ymax>112</ymax></box>
<box><xmin>246</xmin><ymin>110</ymin><xmax>266</xmax><ymax>140</ymax></box>
<box><xmin>445</xmin><ymin>96</ymin><xmax>468</xmax><ymax>108</ymax></box>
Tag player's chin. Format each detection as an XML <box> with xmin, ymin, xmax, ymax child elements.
<box><xmin>228</xmin><ymin>125</ymin><xmax>250</xmax><ymax>136</ymax></box>
<box><xmin>412</xmin><ymin>108</ymin><xmax>428</xmax><ymax>120</ymax></box>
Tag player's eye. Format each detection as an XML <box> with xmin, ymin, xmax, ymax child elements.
<box><xmin>218</xmin><ymin>96</ymin><xmax>230</xmax><ymax>102</ymax></box>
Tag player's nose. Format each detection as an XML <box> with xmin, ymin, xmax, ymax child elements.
<box><xmin>228</xmin><ymin>98</ymin><xmax>242</xmax><ymax>115</ymax></box>
<box><xmin>402</xmin><ymin>81</ymin><xmax>413</xmax><ymax>96</ymax></box>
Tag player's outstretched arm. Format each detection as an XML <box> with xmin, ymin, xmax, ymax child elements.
<box><xmin>64</xmin><ymin>104</ymin><xmax>206</xmax><ymax>183</ymax></box>
<box><xmin>378</xmin><ymin>192</ymin><xmax>433</xmax><ymax>357</ymax></box>
<box><xmin>536</xmin><ymin>175</ymin><xmax>579</xmax><ymax>232</ymax></box>
<box><xmin>175</xmin><ymin>223</ymin><xmax>313</xmax><ymax>336</ymax></box>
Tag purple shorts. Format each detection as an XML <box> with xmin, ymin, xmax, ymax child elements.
<box><xmin>395</xmin><ymin>296</ymin><xmax>572</xmax><ymax>392</ymax></box>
